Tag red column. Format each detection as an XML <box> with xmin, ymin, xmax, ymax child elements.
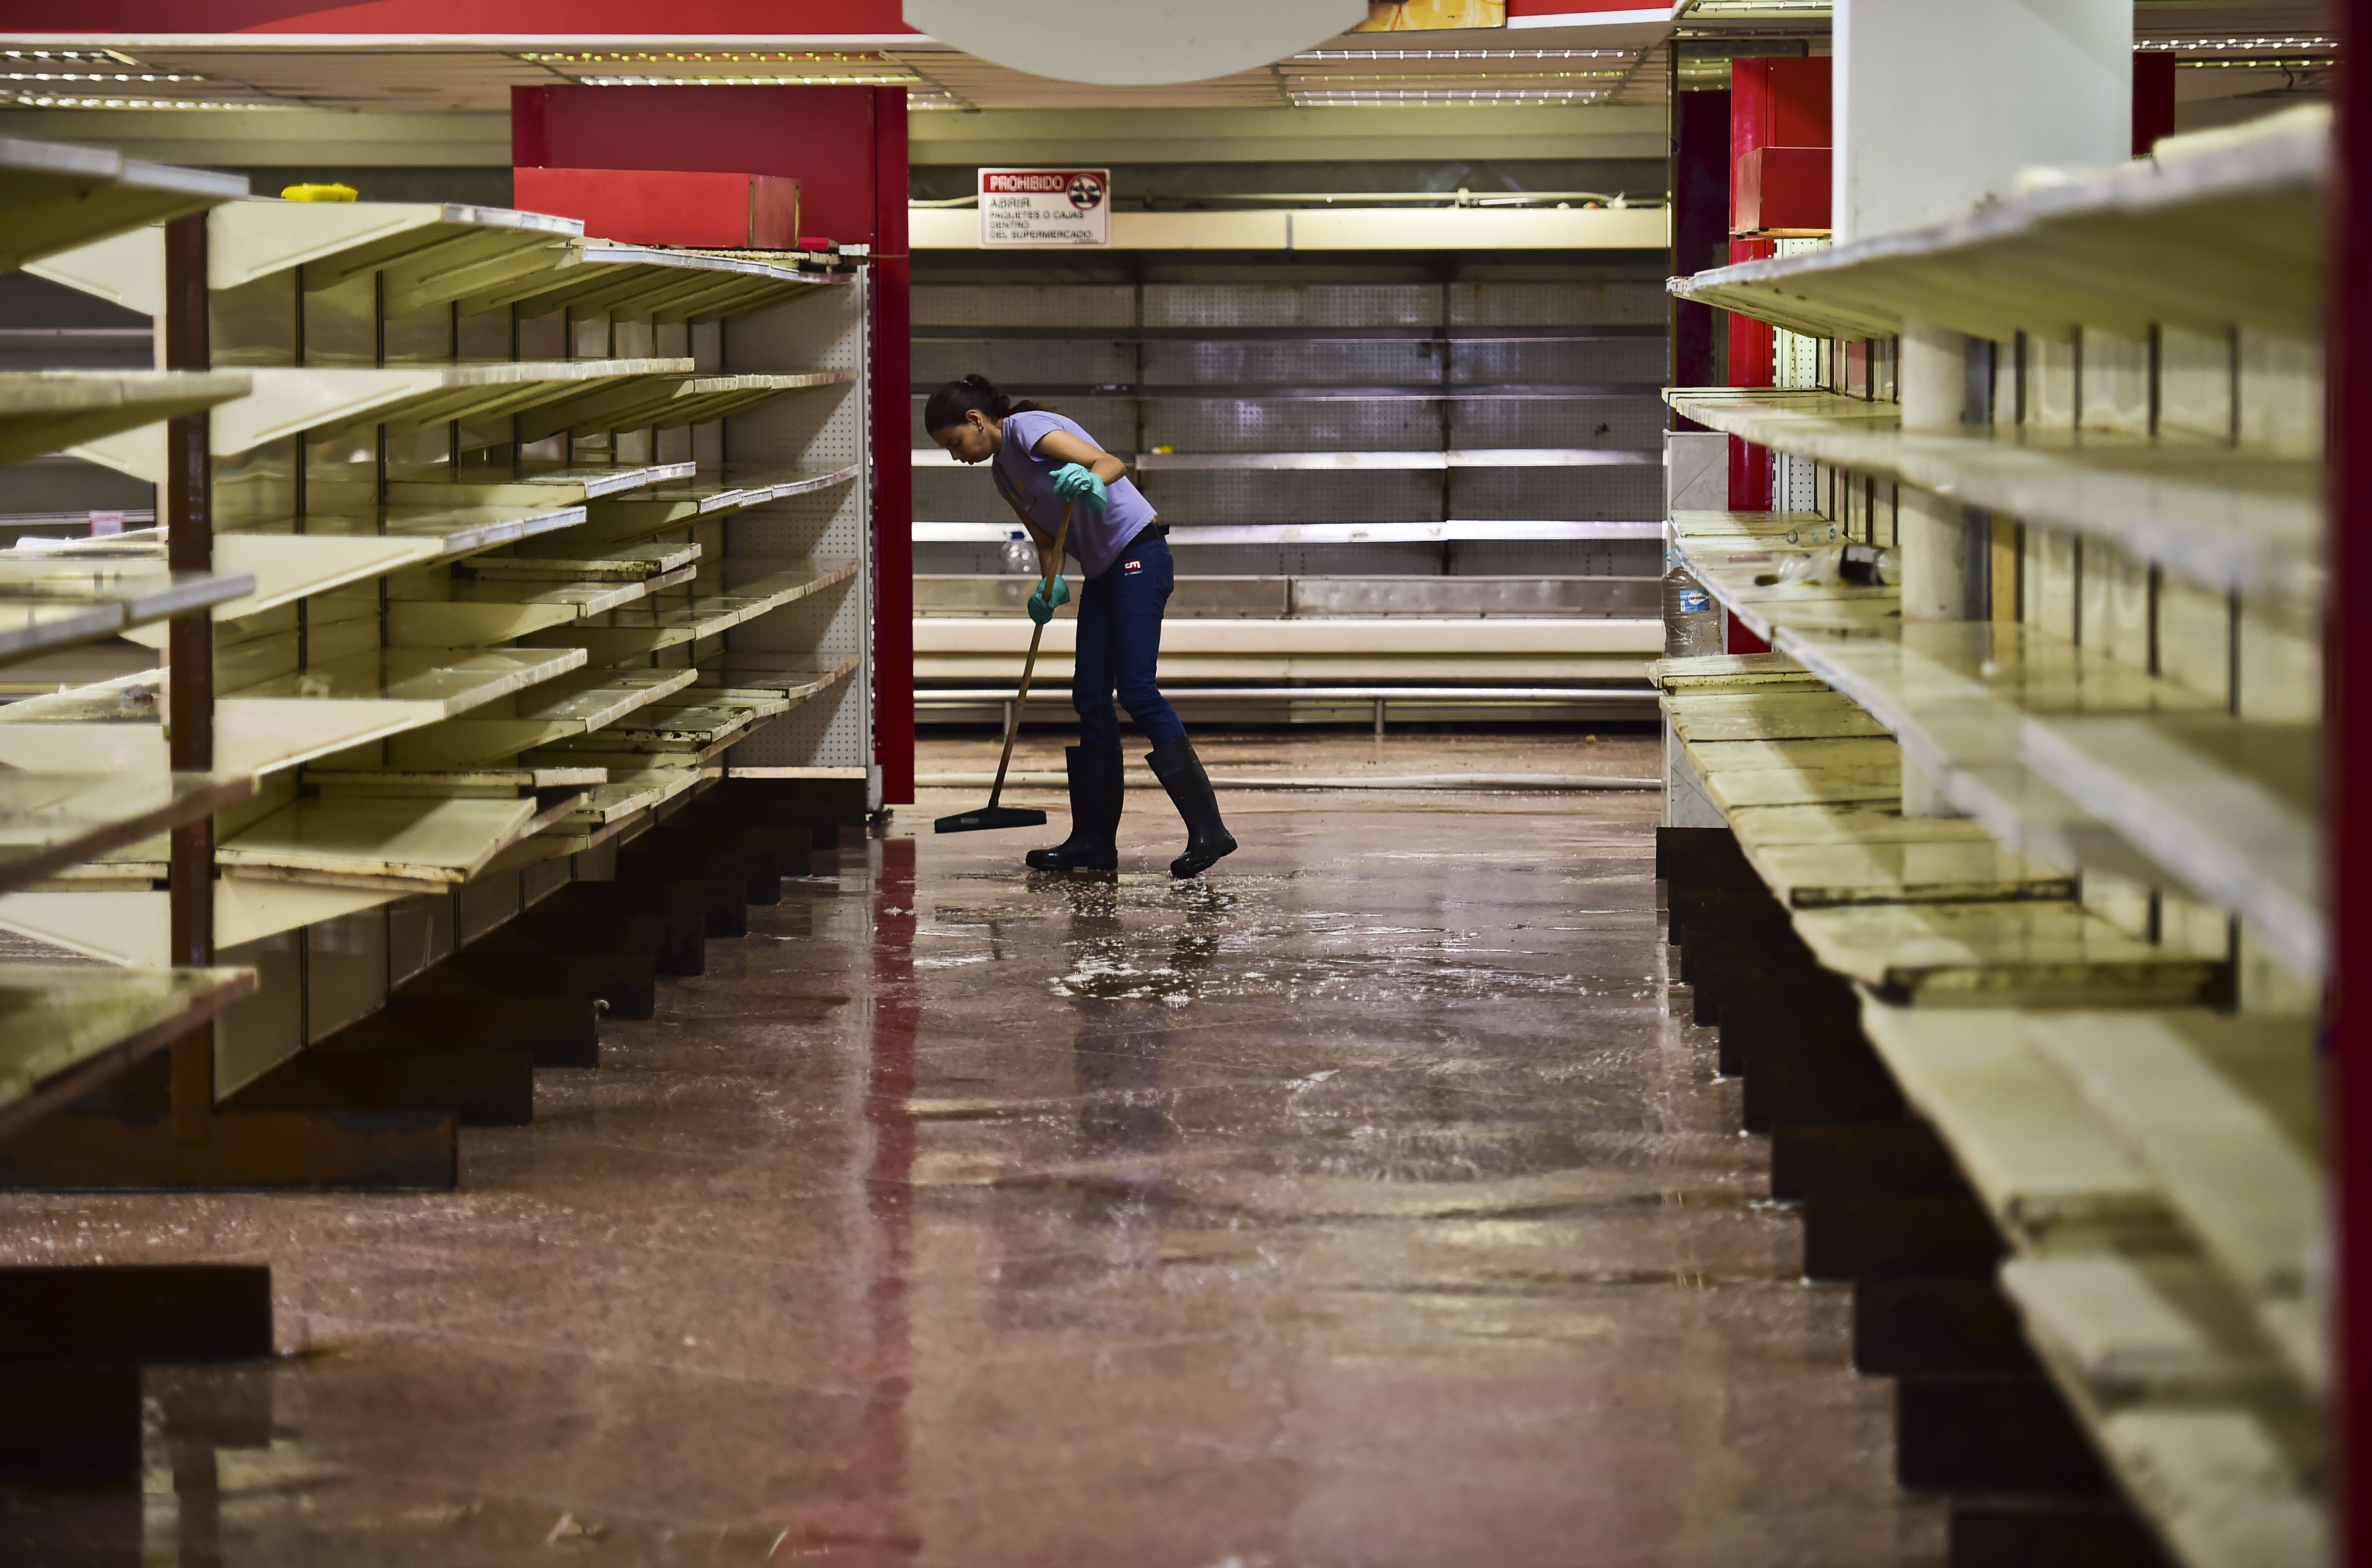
<box><xmin>2336</xmin><ymin>6</ymin><xmax>2368</xmax><ymax>1562</ymax></box>
<box><xmin>869</xmin><ymin>87</ymin><xmax>915</xmax><ymax>806</ymax></box>
<box><xmin>510</xmin><ymin>83</ymin><xmax>915</xmax><ymax>803</ymax></box>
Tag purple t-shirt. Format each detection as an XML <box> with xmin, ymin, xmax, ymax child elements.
<box><xmin>992</xmin><ymin>409</ymin><xmax>1159</xmax><ymax>580</ymax></box>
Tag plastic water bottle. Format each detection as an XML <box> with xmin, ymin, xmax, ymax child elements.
<box><xmin>1662</xmin><ymin>548</ymin><xmax>1723</xmax><ymax>658</ymax></box>
<box><xmin>999</xmin><ymin>530</ymin><xmax>1036</xmax><ymax>575</ymax></box>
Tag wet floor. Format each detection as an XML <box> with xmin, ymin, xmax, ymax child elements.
<box><xmin>0</xmin><ymin>733</ymin><xmax>1943</xmax><ymax>1566</ymax></box>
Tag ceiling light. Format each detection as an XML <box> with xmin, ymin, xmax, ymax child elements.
<box><xmin>1289</xmin><ymin>87</ymin><xmax>1612</xmax><ymax>104</ymax></box>
<box><xmin>0</xmin><ymin>72</ymin><xmax>206</xmax><ymax>84</ymax></box>
<box><xmin>568</xmin><ymin>74</ymin><xmax>916</xmax><ymax>87</ymax></box>
<box><xmin>6</xmin><ymin>94</ymin><xmax>283</xmax><ymax>110</ymax></box>
<box><xmin>1287</xmin><ymin>71</ymin><xmax>1627</xmax><ymax>84</ymax></box>
<box><xmin>1685</xmin><ymin>0</ymin><xmax>1832</xmax><ymax>14</ymax></box>
<box><xmin>0</xmin><ymin>48</ymin><xmax>142</xmax><ymax>65</ymax></box>
<box><xmin>2136</xmin><ymin>36</ymin><xmax>2335</xmax><ymax>53</ymax></box>
<box><xmin>1293</xmin><ymin>47</ymin><xmax>1628</xmax><ymax>60</ymax></box>
<box><xmin>520</xmin><ymin>50</ymin><xmax>895</xmax><ymax>64</ymax></box>
<box><xmin>2178</xmin><ymin>58</ymin><xmax>2334</xmax><ymax>69</ymax></box>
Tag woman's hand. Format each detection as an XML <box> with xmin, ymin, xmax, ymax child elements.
<box><xmin>1028</xmin><ymin>573</ymin><xmax>1071</xmax><ymax>625</ymax></box>
<box><xmin>1052</xmin><ymin>462</ymin><xmax>1108</xmax><ymax>511</ymax></box>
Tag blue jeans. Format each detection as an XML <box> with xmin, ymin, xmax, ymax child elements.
<box><xmin>1071</xmin><ymin>531</ymin><xmax>1185</xmax><ymax>751</ymax></box>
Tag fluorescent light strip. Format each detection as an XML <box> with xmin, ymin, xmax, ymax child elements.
<box><xmin>7</xmin><ymin>94</ymin><xmax>283</xmax><ymax>109</ymax></box>
<box><xmin>1290</xmin><ymin>88</ymin><xmax>1612</xmax><ymax>103</ymax></box>
<box><xmin>2136</xmin><ymin>36</ymin><xmax>2335</xmax><ymax>52</ymax></box>
<box><xmin>2178</xmin><ymin>58</ymin><xmax>2332</xmax><ymax>69</ymax></box>
<box><xmin>520</xmin><ymin>50</ymin><xmax>891</xmax><ymax>63</ymax></box>
<box><xmin>569</xmin><ymin>74</ymin><xmax>916</xmax><ymax>86</ymax></box>
<box><xmin>0</xmin><ymin>48</ymin><xmax>141</xmax><ymax>64</ymax></box>
<box><xmin>0</xmin><ymin>72</ymin><xmax>205</xmax><ymax>83</ymax></box>
<box><xmin>1287</xmin><ymin>71</ymin><xmax>1626</xmax><ymax>83</ymax></box>
<box><xmin>1293</xmin><ymin>47</ymin><xmax>1628</xmax><ymax>61</ymax></box>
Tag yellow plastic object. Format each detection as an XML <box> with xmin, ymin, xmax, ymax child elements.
<box><xmin>280</xmin><ymin>183</ymin><xmax>358</xmax><ymax>203</ymax></box>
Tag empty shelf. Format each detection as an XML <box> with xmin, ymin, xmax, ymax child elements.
<box><xmin>2024</xmin><ymin>1010</ymin><xmax>2324</xmax><ymax>1389</ymax></box>
<box><xmin>0</xmin><ymin>769</ymin><xmax>252</xmax><ymax>898</ymax></box>
<box><xmin>0</xmin><ymin>137</ymin><xmax>245</xmax><ymax>274</ymax></box>
<box><xmin>73</xmin><ymin>361</ymin><xmax>697</xmax><ymax>480</ymax></box>
<box><xmin>520</xmin><ymin>560</ymin><xmax>859</xmax><ymax>665</ymax></box>
<box><xmin>209</xmin><ymin>198</ymin><xmax>583</xmax><ymax>310</ymax></box>
<box><xmin>514</xmin><ymin>369</ymin><xmax>857</xmax><ymax>441</ymax></box>
<box><xmin>0</xmin><ymin>964</ymin><xmax>255</xmax><ymax>1141</ymax></box>
<box><xmin>386</xmin><ymin>460</ymin><xmax>696</xmax><ymax>508</ymax></box>
<box><xmin>219</xmin><ymin>793</ymin><xmax>542</xmax><ymax>891</ymax></box>
<box><xmin>2020</xmin><ymin>715</ymin><xmax>2321</xmax><ymax>982</ymax></box>
<box><xmin>466</xmin><ymin>242</ymin><xmax>826</xmax><ymax>322</ymax></box>
<box><xmin>1665</xmin><ymin>389</ymin><xmax>2321</xmax><ymax>604</ymax></box>
<box><xmin>1857</xmin><ymin>999</ymin><xmax>2168</xmax><ymax>1244</ymax></box>
<box><xmin>0</xmin><ymin>370</ymin><xmax>252</xmax><ymax>470</ymax></box>
<box><xmin>1792</xmin><ymin>899</ymin><xmax>2225</xmax><ymax>1007</ymax></box>
<box><xmin>1668</xmin><ymin>106</ymin><xmax>2323</xmax><ymax>344</ymax></box>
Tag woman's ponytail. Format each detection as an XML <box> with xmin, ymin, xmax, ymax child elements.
<box><xmin>923</xmin><ymin>372</ymin><xmax>1052</xmax><ymax>433</ymax></box>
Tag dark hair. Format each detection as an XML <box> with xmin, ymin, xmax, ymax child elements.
<box><xmin>923</xmin><ymin>373</ymin><xmax>1048</xmax><ymax>434</ymax></box>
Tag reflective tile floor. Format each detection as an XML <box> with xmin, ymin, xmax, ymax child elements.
<box><xmin>0</xmin><ymin>734</ymin><xmax>1944</xmax><ymax>1566</ymax></box>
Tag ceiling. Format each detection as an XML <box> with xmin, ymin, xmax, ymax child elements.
<box><xmin>0</xmin><ymin>4</ymin><xmax>2331</xmax><ymax>125</ymax></box>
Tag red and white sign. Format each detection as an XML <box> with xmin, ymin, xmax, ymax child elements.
<box><xmin>978</xmin><ymin>167</ymin><xmax>1110</xmax><ymax>248</ymax></box>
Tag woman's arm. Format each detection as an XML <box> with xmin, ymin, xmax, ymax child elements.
<box><xmin>1030</xmin><ymin>426</ymin><xmax>1129</xmax><ymax>487</ymax></box>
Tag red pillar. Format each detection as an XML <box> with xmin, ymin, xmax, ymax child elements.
<box><xmin>509</xmin><ymin>83</ymin><xmax>914</xmax><ymax>803</ymax></box>
<box><xmin>2133</xmin><ymin>52</ymin><xmax>2178</xmax><ymax>156</ymax></box>
<box><xmin>2336</xmin><ymin>6</ymin><xmax>2368</xmax><ymax>1562</ymax></box>
<box><xmin>869</xmin><ymin>87</ymin><xmax>915</xmax><ymax>806</ymax></box>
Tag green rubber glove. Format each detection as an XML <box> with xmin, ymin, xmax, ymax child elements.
<box><xmin>1052</xmin><ymin>463</ymin><xmax>1108</xmax><ymax>511</ymax></box>
<box><xmin>1027</xmin><ymin>574</ymin><xmax>1070</xmax><ymax>625</ymax></box>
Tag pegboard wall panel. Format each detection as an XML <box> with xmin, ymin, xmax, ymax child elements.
<box><xmin>911</xmin><ymin>395</ymin><xmax>1137</xmax><ymax>451</ymax></box>
<box><xmin>1144</xmin><ymin>284</ymin><xmax>1440</xmax><ymax>329</ymax></box>
<box><xmin>726</xmin><ymin>475</ymin><xmax>867</xmax><ymax>564</ymax></box>
<box><xmin>1449</xmin><ymin>282</ymin><xmax>1666</xmax><ymax>327</ymax></box>
<box><xmin>1452</xmin><ymin>338</ymin><xmax>1668</xmax><ymax>384</ymax></box>
<box><xmin>1167</xmin><ymin>543</ymin><xmax>1448</xmax><ymax>576</ymax></box>
<box><xmin>727</xmin><ymin>282</ymin><xmax>863</xmax><ymax>375</ymax></box>
<box><xmin>1447</xmin><ymin>539</ymin><xmax>1660</xmax><ymax>577</ymax></box>
<box><xmin>727</xmin><ymin>570</ymin><xmax>871</xmax><ymax>769</ymax></box>
<box><xmin>1144</xmin><ymin>400</ymin><xmax>1440</xmax><ymax>453</ymax></box>
<box><xmin>915</xmin><ymin>285</ymin><xmax>1135</xmax><ymax>327</ymax></box>
<box><xmin>914</xmin><ymin>338</ymin><xmax>1135</xmax><ymax>389</ymax></box>
<box><xmin>1143</xmin><ymin>339</ymin><xmax>1440</xmax><ymax>385</ymax></box>
<box><xmin>1449</xmin><ymin>465</ymin><xmax>1665</xmax><ymax>521</ymax></box>
<box><xmin>719</xmin><ymin>269</ymin><xmax>871</xmax><ymax>773</ymax></box>
<box><xmin>1449</xmin><ymin>397</ymin><xmax>1666</xmax><ymax>451</ymax></box>
<box><xmin>1135</xmin><ymin>468</ymin><xmax>1445</xmax><ymax>526</ymax></box>
<box><xmin>914</xmin><ymin>466</ymin><xmax>1014</xmax><ymax>523</ymax></box>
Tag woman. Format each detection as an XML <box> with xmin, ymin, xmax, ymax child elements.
<box><xmin>924</xmin><ymin>373</ymin><xmax>1236</xmax><ymax>879</ymax></box>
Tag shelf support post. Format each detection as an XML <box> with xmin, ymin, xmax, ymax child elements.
<box><xmin>164</xmin><ymin>211</ymin><xmax>216</xmax><ymax>1145</ymax></box>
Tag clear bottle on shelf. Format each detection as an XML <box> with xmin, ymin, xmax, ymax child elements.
<box><xmin>1662</xmin><ymin>548</ymin><xmax>1724</xmax><ymax>657</ymax></box>
<box><xmin>999</xmin><ymin>530</ymin><xmax>1037</xmax><ymax>575</ymax></box>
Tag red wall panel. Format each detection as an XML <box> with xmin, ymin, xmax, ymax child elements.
<box><xmin>516</xmin><ymin>82</ymin><xmax>913</xmax><ymax>803</ymax></box>
<box><xmin>515</xmin><ymin>85</ymin><xmax>882</xmax><ymax>248</ymax></box>
<box><xmin>1730</xmin><ymin>57</ymin><xmax>1833</xmax><ymax>236</ymax></box>
<box><xmin>512</xmin><ymin>168</ymin><xmax>800</xmax><ymax>248</ymax></box>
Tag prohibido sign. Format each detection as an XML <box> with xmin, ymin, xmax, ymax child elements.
<box><xmin>978</xmin><ymin>167</ymin><xmax>1112</xmax><ymax>248</ymax></box>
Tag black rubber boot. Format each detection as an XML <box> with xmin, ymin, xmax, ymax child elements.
<box><xmin>1145</xmin><ymin>737</ymin><xmax>1237</xmax><ymax>878</ymax></box>
<box><xmin>1025</xmin><ymin>744</ymin><xmax>1122</xmax><ymax>872</ymax></box>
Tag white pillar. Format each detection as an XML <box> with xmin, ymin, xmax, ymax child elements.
<box><xmin>1897</xmin><ymin>320</ymin><xmax>1971</xmax><ymax>624</ymax></box>
<box><xmin>1834</xmin><ymin>0</ymin><xmax>2132</xmax><ymax>244</ymax></box>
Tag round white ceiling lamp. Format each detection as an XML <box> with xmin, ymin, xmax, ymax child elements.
<box><xmin>902</xmin><ymin>0</ymin><xmax>1370</xmax><ymax>86</ymax></box>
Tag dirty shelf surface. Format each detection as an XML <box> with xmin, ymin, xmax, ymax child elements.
<box><xmin>0</xmin><ymin>732</ymin><xmax>1941</xmax><ymax>1567</ymax></box>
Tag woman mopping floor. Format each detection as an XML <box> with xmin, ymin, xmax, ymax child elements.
<box><xmin>925</xmin><ymin>373</ymin><xmax>1237</xmax><ymax>878</ymax></box>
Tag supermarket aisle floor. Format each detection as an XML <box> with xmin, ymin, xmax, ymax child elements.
<box><xmin>0</xmin><ymin>734</ymin><xmax>1943</xmax><ymax>1567</ymax></box>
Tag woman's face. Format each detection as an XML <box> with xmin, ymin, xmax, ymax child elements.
<box><xmin>932</xmin><ymin>409</ymin><xmax>998</xmax><ymax>464</ymax></box>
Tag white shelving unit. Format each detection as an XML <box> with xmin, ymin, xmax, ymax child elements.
<box><xmin>1658</xmin><ymin>106</ymin><xmax>2330</xmax><ymax>1568</ymax></box>
<box><xmin>0</xmin><ymin>140</ymin><xmax>261</xmax><ymax>1142</ymax></box>
<box><xmin>0</xmin><ymin>194</ymin><xmax>872</xmax><ymax>1100</ymax></box>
